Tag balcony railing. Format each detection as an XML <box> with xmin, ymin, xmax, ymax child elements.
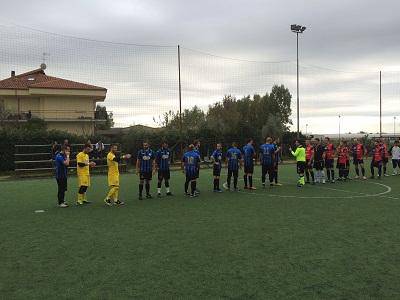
<box><xmin>2</xmin><ymin>110</ymin><xmax>111</xmax><ymax>122</ymax></box>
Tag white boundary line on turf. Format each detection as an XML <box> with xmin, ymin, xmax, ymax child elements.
<box><xmin>223</xmin><ymin>178</ymin><xmax>396</xmax><ymax>199</ymax></box>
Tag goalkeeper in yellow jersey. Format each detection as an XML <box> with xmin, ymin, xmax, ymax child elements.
<box><xmin>289</xmin><ymin>140</ymin><xmax>306</xmax><ymax>188</ymax></box>
<box><xmin>76</xmin><ymin>143</ymin><xmax>96</xmax><ymax>205</ymax></box>
<box><xmin>104</xmin><ymin>144</ymin><xmax>131</xmax><ymax>206</ymax></box>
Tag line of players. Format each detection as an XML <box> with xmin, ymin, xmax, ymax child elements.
<box><xmin>54</xmin><ymin>137</ymin><xmax>282</xmax><ymax>207</ymax></box>
<box><xmin>297</xmin><ymin>137</ymin><xmax>400</xmax><ymax>186</ymax></box>
<box><xmin>54</xmin><ymin>137</ymin><xmax>400</xmax><ymax>207</ymax></box>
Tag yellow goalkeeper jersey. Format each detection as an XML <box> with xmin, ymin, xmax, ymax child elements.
<box><xmin>76</xmin><ymin>152</ymin><xmax>90</xmax><ymax>176</ymax></box>
<box><xmin>107</xmin><ymin>152</ymin><xmax>119</xmax><ymax>177</ymax></box>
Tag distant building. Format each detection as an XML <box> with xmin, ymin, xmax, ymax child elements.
<box><xmin>0</xmin><ymin>67</ymin><xmax>107</xmax><ymax>135</ymax></box>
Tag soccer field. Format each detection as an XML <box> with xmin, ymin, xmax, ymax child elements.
<box><xmin>1</xmin><ymin>164</ymin><xmax>400</xmax><ymax>299</ymax></box>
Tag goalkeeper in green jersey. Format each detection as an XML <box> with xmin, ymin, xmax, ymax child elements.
<box><xmin>289</xmin><ymin>140</ymin><xmax>306</xmax><ymax>187</ymax></box>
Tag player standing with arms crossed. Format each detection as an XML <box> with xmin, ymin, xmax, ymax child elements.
<box><xmin>76</xmin><ymin>143</ymin><xmax>96</xmax><ymax>205</ymax></box>
<box><xmin>211</xmin><ymin>143</ymin><xmax>223</xmax><ymax>192</ymax></box>
<box><xmin>243</xmin><ymin>139</ymin><xmax>256</xmax><ymax>190</ymax></box>
<box><xmin>136</xmin><ymin>141</ymin><xmax>156</xmax><ymax>200</ymax></box>
<box><xmin>155</xmin><ymin>141</ymin><xmax>173</xmax><ymax>197</ymax></box>
<box><xmin>104</xmin><ymin>144</ymin><xmax>131</xmax><ymax>206</ymax></box>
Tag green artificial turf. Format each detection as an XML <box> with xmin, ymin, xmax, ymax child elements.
<box><xmin>1</xmin><ymin>164</ymin><xmax>400</xmax><ymax>299</ymax></box>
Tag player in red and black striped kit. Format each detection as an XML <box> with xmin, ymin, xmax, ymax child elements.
<box><xmin>380</xmin><ymin>138</ymin><xmax>390</xmax><ymax>177</ymax></box>
<box><xmin>324</xmin><ymin>137</ymin><xmax>335</xmax><ymax>183</ymax></box>
<box><xmin>351</xmin><ymin>139</ymin><xmax>366</xmax><ymax>180</ymax></box>
<box><xmin>337</xmin><ymin>140</ymin><xmax>350</xmax><ymax>180</ymax></box>
<box><xmin>305</xmin><ymin>139</ymin><xmax>315</xmax><ymax>184</ymax></box>
<box><xmin>370</xmin><ymin>140</ymin><xmax>384</xmax><ymax>179</ymax></box>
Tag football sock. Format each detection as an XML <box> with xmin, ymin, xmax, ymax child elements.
<box><xmin>139</xmin><ymin>183</ymin><xmax>144</xmax><ymax>196</ymax></box>
<box><xmin>249</xmin><ymin>176</ymin><xmax>253</xmax><ymax>187</ymax></box>
<box><xmin>243</xmin><ymin>175</ymin><xmax>248</xmax><ymax>187</ymax></box>
<box><xmin>191</xmin><ymin>181</ymin><xmax>196</xmax><ymax>194</ymax></box>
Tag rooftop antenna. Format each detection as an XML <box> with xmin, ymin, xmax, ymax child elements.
<box><xmin>40</xmin><ymin>52</ymin><xmax>49</xmax><ymax>70</ymax></box>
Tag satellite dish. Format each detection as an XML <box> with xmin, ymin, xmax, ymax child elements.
<box><xmin>40</xmin><ymin>63</ymin><xmax>47</xmax><ymax>70</ymax></box>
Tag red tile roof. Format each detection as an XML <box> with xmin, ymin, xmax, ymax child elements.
<box><xmin>0</xmin><ymin>69</ymin><xmax>106</xmax><ymax>91</ymax></box>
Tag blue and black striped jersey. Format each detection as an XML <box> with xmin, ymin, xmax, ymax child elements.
<box><xmin>137</xmin><ymin>148</ymin><xmax>155</xmax><ymax>173</ymax></box>
<box><xmin>55</xmin><ymin>153</ymin><xmax>68</xmax><ymax>179</ymax></box>
<box><xmin>226</xmin><ymin>147</ymin><xmax>242</xmax><ymax>170</ymax></box>
<box><xmin>260</xmin><ymin>143</ymin><xmax>275</xmax><ymax>165</ymax></box>
<box><xmin>183</xmin><ymin>150</ymin><xmax>200</xmax><ymax>177</ymax></box>
<box><xmin>242</xmin><ymin>143</ymin><xmax>255</xmax><ymax>166</ymax></box>
<box><xmin>212</xmin><ymin>149</ymin><xmax>223</xmax><ymax>169</ymax></box>
<box><xmin>156</xmin><ymin>148</ymin><xmax>170</xmax><ymax>171</ymax></box>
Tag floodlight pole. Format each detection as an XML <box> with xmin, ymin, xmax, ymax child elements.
<box><xmin>338</xmin><ymin>115</ymin><xmax>341</xmax><ymax>141</ymax></box>
<box><xmin>296</xmin><ymin>32</ymin><xmax>300</xmax><ymax>139</ymax></box>
<box><xmin>394</xmin><ymin>116</ymin><xmax>396</xmax><ymax>137</ymax></box>
<box><xmin>379</xmin><ymin>70</ymin><xmax>382</xmax><ymax>137</ymax></box>
<box><xmin>291</xmin><ymin>24</ymin><xmax>306</xmax><ymax>139</ymax></box>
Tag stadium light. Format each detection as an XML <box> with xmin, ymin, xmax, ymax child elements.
<box><xmin>394</xmin><ymin>116</ymin><xmax>397</xmax><ymax>136</ymax></box>
<box><xmin>306</xmin><ymin>123</ymin><xmax>308</xmax><ymax>136</ymax></box>
<box><xmin>291</xmin><ymin>24</ymin><xmax>307</xmax><ymax>139</ymax></box>
<box><xmin>338</xmin><ymin>115</ymin><xmax>341</xmax><ymax>140</ymax></box>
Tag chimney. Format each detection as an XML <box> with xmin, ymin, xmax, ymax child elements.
<box><xmin>11</xmin><ymin>70</ymin><xmax>15</xmax><ymax>77</ymax></box>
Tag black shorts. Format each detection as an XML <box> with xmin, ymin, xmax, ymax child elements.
<box><xmin>313</xmin><ymin>160</ymin><xmax>324</xmax><ymax>170</ymax></box>
<box><xmin>353</xmin><ymin>159</ymin><xmax>364</xmax><ymax>165</ymax></box>
<box><xmin>261</xmin><ymin>164</ymin><xmax>273</xmax><ymax>175</ymax></box>
<box><xmin>186</xmin><ymin>174</ymin><xmax>197</xmax><ymax>181</ymax></box>
<box><xmin>371</xmin><ymin>160</ymin><xmax>383</xmax><ymax>168</ymax></box>
<box><xmin>56</xmin><ymin>177</ymin><xmax>67</xmax><ymax>191</ymax></box>
<box><xmin>383</xmin><ymin>157</ymin><xmax>389</xmax><ymax>164</ymax></box>
<box><xmin>140</xmin><ymin>172</ymin><xmax>152</xmax><ymax>180</ymax></box>
<box><xmin>325</xmin><ymin>159</ymin><xmax>334</xmax><ymax>169</ymax></box>
<box><xmin>244</xmin><ymin>163</ymin><xmax>254</xmax><ymax>174</ymax></box>
<box><xmin>227</xmin><ymin>169</ymin><xmax>239</xmax><ymax>177</ymax></box>
<box><xmin>337</xmin><ymin>161</ymin><xmax>350</xmax><ymax>169</ymax></box>
<box><xmin>306</xmin><ymin>159</ymin><xmax>313</xmax><ymax>170</ymax></box>
<box><xmin>158</xmin><ymin>170</ymin><xmax>170</xmax><ymax>180</ymax></box>
<box><xmin>392</xmin><ymin>159</ymin><xmax>400</xmax><ymax>168</ymax></box>
<box><xmin>297</xmin><ymin>161</ymin><xmax>306</xmax><ymax>174</ymax></box>
<box><xmin>213</xmin><ymin>164</ymin><xmax>221</xmax><ymax>177</ymax></box>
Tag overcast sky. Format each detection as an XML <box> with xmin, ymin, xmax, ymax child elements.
<box><xmin>1</xmin><ymin>0</ymin><xmax>400</xmax><ymax>134</ymax></box>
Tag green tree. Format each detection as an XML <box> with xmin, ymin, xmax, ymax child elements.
<box><xmin>95</xmin><ymin>105</ymin><xmax>114</xmax><ymax>130</ymax></box>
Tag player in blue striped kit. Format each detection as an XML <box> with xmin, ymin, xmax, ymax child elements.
<box><xmin>211</xmin><ymin>143</ymin><xmax>223</xmax><ymax>192</ymax></box>
<box><xmin>155</xmin><ymin>141</ymin><xmax>173</xmax><ymax>197</ymax></box>
<box><xmin>182</xmin><ymin>144</ymin><xmax>201</xmax><ymax>197</ymax></box>
<box><xmin>243</xmin><ymin>139</ymin><xmax>256</xmax><ymax>190</ymax></box>
<box><xmin>260</xmin><ymin>137</ymin><xmax>276</xmax><ymax>188</ymax></box>
<box><xmin>226</xmin><ymin>142</ymin><xmax>242</xmax><ymax>191</ymax></box>
<box><xmin>136</xmin><ymin>141</ymin><xmax>155</xmax><ymax>200</ymax></box>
